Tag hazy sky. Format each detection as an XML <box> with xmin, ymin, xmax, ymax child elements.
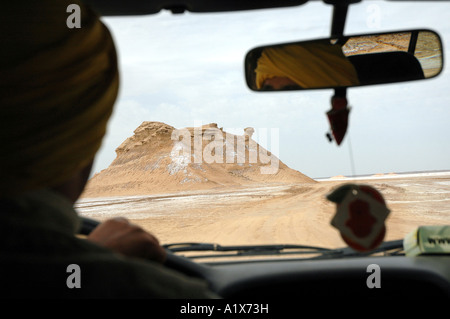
<box><xmin>94</xmin><ymin>0</ymin><xmax>450</xmax><ymax>179</ymax></box>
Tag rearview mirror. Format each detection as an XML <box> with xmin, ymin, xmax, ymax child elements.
<box><xmin>245</xmin><ymin>30</ymin><xmax>443</xmax><ymax>91</ymax></box>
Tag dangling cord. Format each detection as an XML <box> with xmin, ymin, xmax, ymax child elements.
<box><xmin>347</xmin><ymin>132</ymin><xmax>356</xmax><ymax>177</ymax></box>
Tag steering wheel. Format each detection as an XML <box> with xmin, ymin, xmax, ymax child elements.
<box><xmin>79</xmin><ymin>216</ymin><xmax>206</xmax><ymax>278</ymax></box>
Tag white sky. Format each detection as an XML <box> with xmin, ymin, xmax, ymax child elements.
<box><xmin>93</xmin><ymin>0</ymin><xmax>450</xmax><ymax>179</ymax></box>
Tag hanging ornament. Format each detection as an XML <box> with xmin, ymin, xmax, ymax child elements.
<box><xmin>327</xmin><ymin>184</ymin><xmax>391</xmax><ymax>252</ymax></box>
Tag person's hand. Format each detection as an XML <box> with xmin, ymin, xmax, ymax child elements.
<box><xmin>87</xmin><ymin>217</ymin><xmax>166</xmax><ymax>263</ymax></box>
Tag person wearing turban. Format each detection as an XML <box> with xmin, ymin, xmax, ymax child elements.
<box><xmin>0</xmin><ymin>0</ymin><xmax>217</xmax><ymax>298</ymax></box>
<box><xmin>254</xmin><ymin>40</ymin><xmax>360</xmax><ymax>90</ymax></box>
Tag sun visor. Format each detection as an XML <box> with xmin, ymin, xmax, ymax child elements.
<box><xmin>83</xmin><ymin>0</ymin><xmax>308</xmax><ymax>16</ymax></box>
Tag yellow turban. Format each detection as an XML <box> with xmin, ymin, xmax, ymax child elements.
<box><xmin>255</xmin><ymin>40</ymin><xmax>360</xmax><ymax>89</ymax></box>
<box><xmin>0</xmin><ymin>1</ymin><xmax>119</xmax><ymax>196</ymax></box>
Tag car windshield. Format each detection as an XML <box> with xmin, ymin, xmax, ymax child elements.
<box><xmin>76</xmin><ymin>1</ymin><xmax>450</xmax><ymax>260</ymax></box>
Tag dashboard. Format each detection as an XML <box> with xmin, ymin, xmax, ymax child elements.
<box><xmin>166</xmin><ymin>254</ymin><xmax>450</xmax><ymax>300</ymax></box>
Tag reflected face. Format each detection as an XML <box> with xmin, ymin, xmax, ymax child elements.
<box><xmin>261</xmin><ymin>76</ymin><xmax>302</xmax><ymax>90</ymax></box>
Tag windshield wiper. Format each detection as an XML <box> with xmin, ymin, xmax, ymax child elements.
<box><xmin>325</xmin><ymin>239</ymin><xmax>404</xmax><ymax>259</ymax></box>
<box><xmin>293</xmin><ymin>239</ymin><xmax>404</xmax><ymax>260</ymax></box>
<box><xmin>164</xmin><ymin>242</ymin><xmax>337</xmax><ymax>259</ymax></box>
<box><xmin>163</xmin><ymin>240</ymin><xmax>405</xmax><ymax>260</ymax></box>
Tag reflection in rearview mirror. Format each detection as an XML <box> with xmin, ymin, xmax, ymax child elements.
<box><xmin>245</xmin><ymin>30</ymin><xmax>443</xmax><ymax>91</ymax></box>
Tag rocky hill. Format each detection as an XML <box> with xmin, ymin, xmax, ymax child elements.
<box><xmin>82</xmin><ymin>122</ymin><xmax>316</xmax><ymax>197</ymax></box>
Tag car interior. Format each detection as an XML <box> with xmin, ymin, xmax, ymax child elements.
<box><xmin>76</xmin><ymin>0</ymin><xmax>450</xmax><ymax>302</ymax></box>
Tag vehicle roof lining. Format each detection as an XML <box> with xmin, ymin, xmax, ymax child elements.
<box><xmin>82</xmin><ymin>0</ymin><xmax>309</xmax><ymax>16</ymax></box>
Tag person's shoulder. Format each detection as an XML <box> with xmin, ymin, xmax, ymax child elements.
<box><xmin>75</xmin><ymin>253</ymin><xmax>218</xmax><ymax>299</ymax></box>
<box><xmin>1</xmin><ymin>239</ymin><xmax>218</xmax><ymax>299</ymax></box>
<box><xmin>55</xmin><ymin>238</ymin><xmax>218</xmax><ymax>299</ymax></box>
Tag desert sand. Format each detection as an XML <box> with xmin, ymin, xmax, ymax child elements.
<box><xmin>78</xmin><ymin>122</ymin><xmax>450</xmax><ymax>250</ymax></box>
<box><xmin>77</xmin><ymin>176</ymin><xmax>450</xmax><ymax>248</ymax></box>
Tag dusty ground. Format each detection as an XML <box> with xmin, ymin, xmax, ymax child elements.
<box><xmin>76</xmin><ymin>173</ymin><xmax>450</xmax><ymax>249</ymax></box>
